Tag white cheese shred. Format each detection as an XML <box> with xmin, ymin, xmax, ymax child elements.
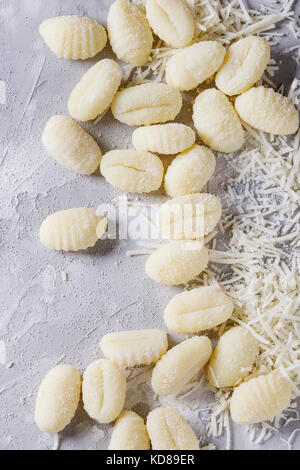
<box><xmin>131</xmin><ymin>0</ymin><xmax>300</xmax><ymax>449</ymax></box>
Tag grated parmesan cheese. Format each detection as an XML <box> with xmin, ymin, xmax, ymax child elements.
<box><xmin>129</xmin><ymin>0</ymin><xmax>300</xmax><ymax>449</ymax></box>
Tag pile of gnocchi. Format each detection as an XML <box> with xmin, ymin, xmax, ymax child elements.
<box><xmin>35</xmin><ymin>0</ymin><xmax>299</xmax><ymax>450</ymax></box>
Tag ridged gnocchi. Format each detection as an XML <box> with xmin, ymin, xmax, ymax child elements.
<box><xmin>230</xmin><ymin>373</ymin><xmax>291</xmax><ymax>424</ymax></box>
<box><xmin>164</xmin><ymin>145</ymin><xmax>216</xmax><ymax>198</ymax></box>
<box><xmin>82</xmin><ymin>360</ymin><xmax>126</xmax><ymax>424</ymax></box>
<box><xmin>146</xmin><ymin>407</ymin><xmax>199</xmax><ymax>450</ymax></box>
<box><xmin>151</xmin><ymin>336</ymin><xmax>212</xmax><ymax>396</ymax></box>
<box><xmin>166</xmin><ymin>41</ymin><xmax>226</xmax><ymax>91</ymax></box>
<box><xmin>146</xmin><ymin>0</ymin><xmax>195</xmax><ymax>48</ymax></box>
<box><xmin>108</xmin><ymin>0</ymin><xmax>153</xmax><ymax>66</ymax></box>
<box><xmin>100</xmin><ymin>149</ymin><xmax>164</xmax><ymax>193</ymax></box>
<box><xmin>215</xmin><ymin>36</ymin><xmax>270</xmax><ymax>96</ymax></box>
<box><xmin>109</xmin><ymin>410</ymin><xmax>150</xmax><ymax>450</ymax></box>
<box><xmin>164</xmin><ymin>286</ymin><xmax>233</xmax><ymax>334</ymax></box>
<box><xmin>235</xmin><ymin>86</ymin><xmax>299</xmax><ymax>135</ymax></box>
<box><xmin>39</xmin><ymin>208</ymin><xmax>107</xmax><ymax>251</ymax></box>
<box><xmin>35</xmin><ymin>365</ymin><xmax>81</xmax><ymax>433</ymax></box>
<box><xmin>111</xmin><ymin>82</ymin><xmax>182</xmax><ymax>126</ymax></box>
<box><xmin>39</xmin><ymin>16</ymin><xmax>107</xmax><ymax>60</ymax></box>
<box><xmin>132</xmin><ymin>123</ymin><xmax>195</xmax><ymax>155</ymax></box>
<box><xmin>208</xmin><ymin>326</ymin><xmax>260</xmax><ymax>388</ymax></box>
<box><xmin>145</xmin><ymin>241</ymin><xmax>209</xmax><ymax>285</ymax></box>
<box><xmin>158</xmin><ymin>193</ymin><xmax>222</xmax><ymax>240</ymax></box>
<box><xmin>100</xmin><ymin>329</ymin><xmax>168</xmax><ymax>368</ymax></box>
<box><xmin>193</xmin><ymin>89</ymin><xmax>245</xmax><ymax>153</ymax></box>
<box><xmin>68</xmin><ymin>59</ymin><xmax>123</xmax><ymax>121</ymax></box>
<box><xmin>42</xmin><ymin>115</ymin><xmax>102</xmax><ymax>175</ymax></box>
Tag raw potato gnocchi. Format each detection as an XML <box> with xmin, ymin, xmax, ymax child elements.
<box><xmin>132</xmin><ymin>124</ymin><xmax>195</xmax><ymax>155</ymax></box>
<box><xmin>68</xmin><ymin>59</ymin><xmax>123</xmax><ymax>121</ymax></box>
<box><xmin>42</xmin><ymin>115</ymin><xmax>102</xmax><ymax>175</ymax></box>
<box><xmin>158</xmin><ymin>193</ymin><xmax>222</xmax><ymax>240</ymax></box>
<box><xmin>146</xmin><ymin>0</ymin><xmax>195</xmax><ymax>48</ymax></box>
<box><xmin>100</xmin><ymin>149</ymin><xmax>164</xmax><ymax>193</ymax></box>
<box><xmin>208</xmin><ymin>326</ymin><xmax>260</xmax><ymax>388</ymax></box>
<box><xmin>215</xmin><ymin>36</ymin><xmax>270</xmax><ymax>96</ymax></box>
<box><xmin>39</xmin><ymin>16</ymin><xmax>107</xmax><ymax>60</ymax></box>
<box><xmin>193</xmin><ymin>89</ymin><xmax>245</xmax><ymax>153</ymax></box>
<box><xmin>39</xmin><ymin>208</ymin><xmax>107</xmax><ymax>251</ymax></box>
<box><xmin>82</xmin><ymin>360</ymin><xmax>126</xmax><ymax>424</ymax></box>
<box><xmin>166</xmin><ymin>41</ymin><xmax>226</xmax><ymax>91</ymax></box>
<box><xmin>147</xmin><ymin>407</ymin><xmax>199</xmax><ymax>450</ymax></box>
<box><xmin>35</xmin><ymin>365</ymin><xmax>81</xmax><ymax>433</ymax></box>
<box><xmin>164</xmin><ymin>286</ymin><xmax>233</xmax><ymax>334</ymax></box>
<box><xmin>109</xmin><ymin>411</ymin><xmax>150</xmax><ymax>450</ymax></box>
<box><xmin>108</xmin><ymin>0</ymin><xmax>153</xmax><ymax>66</ymax></box>
<box><xmin>100</xmin><ymin>329</ymin><xmax>168</xmax><ymax>368</ymax></box>
<box><xmin>164</xmin><ymin>145</ymin><xmax>216</xmax><ymax>198</ymax></box>
<box><xmin>235</xmin><ymin>86</ymin><xmax>299</xmax><ymax>135</ymax></box>
<box><xmin>111</xmin><ymin>82</ymin><xmax>182</xmax><ymax>126</ymax></box>
<box><xmin>151</xmin><ymin>336</ymin><xmax>212</xmax><ymax>396</ymax></box>
<box><xmin>230</xmin><ymin>373</ymin><xmax>291</xmax><ymax>424</ymax></box>
<box><xmin>145</xmin><ymin>241</ymin><xmax>209</xmax><ymax>285</ymax></box>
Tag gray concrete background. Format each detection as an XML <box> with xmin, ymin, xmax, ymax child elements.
<box><xmin>0</xmin><ymin>0</ymin><xmax>299</xmax><ymax>450</ymax></box>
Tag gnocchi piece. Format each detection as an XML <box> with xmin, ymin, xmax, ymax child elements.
<box><xmin>158</xmin><ymin>193</ymin><xmax>222</xmax><ymax>240</ymax></box>
<box><xmin>208</xmin><ymin>326</ymin><xmax>260</xmax><ymax>388</ymax></box>
<box><xmin>230</xmin><ymin>373</ymin><xmax>291</xmax><ymax>424</ymax></box>
<box><xmin>100</xmin><ymin>149</ymin><xmax>164</xmax><ymax>193</ymax></box>
<box><xmin>68</xmin><ymin>59</ymin><xmax>123</xmax><ymax>121</ymax></box>
<box><xmin>235</xmin><ymin>86</ymin><xmax>299</xmax><ymax>135</ymax></box>
<box><xmin>193</xmin><ymin>89</ymin><xmax>245</xmax><ymax>153</ymax></box>
<box><xmin>146</xmin><ymin>407</ymin><xmax>199</xmax><ymax>450</ymax></box>
<box><xmin>34</xmin><ymin>365</ymin><xmax>81</xmax><ymax>433</ymax></box>
<box><xmin>82</xmin><ymin>360</ymin><xmax>126</xmax><ymax>424</ymax></box>
<box><xmin>215</xmin><ymin>36</ymin><xmax>270</xmax><ymax>96</ymax></box>
<box><xmin>164</xmin><ymin>286</ymin><xmax>233</xmax><ymax>334</ymax></box>
<box><xmin>108</xmin><ymin>0</ymin><xmax>153</xmax><ymax>66</ymax></box>
<box><xmin>166</xmin><ymin>41</ymin><xmax>226</xmax><ymax>91</ymax></box>
<box><xmin>39</xmin><ymin>16</ymin><xmax>107</xmax><ymax>60</ymax></box>
<box><xmin>146</xmin><ymin>0</ymin><xmax>195</xmax><ymax>48</ymax></box>
<box><xmin>132</xmin><ymin>123</ymin><xmax>195</xmax><ymax>155</ymax></box>
<box><xmin>40</xmin><ymin>208</ymin><xmax>107</xmax><ymax>251</ymax></box>
<box><xmin>145</xmin><ymin>241</ymin><xmax>209</xmax><ymax>285</ymax></box>
<box><xmin>151</xmin><ymin>336</ymin><xmax>212</xmax><ymax>396</ymax></box>
<box><xmin>100</xmin><ymin>329</ymin><xmax>168</xmax><ymax>368</ymax></box>
<box><xmin>111</xmin><ymin>82</ymin><xmax>182</xmax><ymax>126</ymax></box>
<box><xmin>109</xmin><ymin>411</ymin><xmax>150</xmax><ymax>450</ymax></box>
<box><xmin>42</xmin><ymin>115</ymin><xmax>102</xmax><ymax>175</ymax></box>
<box><xmin>164</xmin><ymin>145</ymin><xmax>216</xmax><ymax>198</ymax></box>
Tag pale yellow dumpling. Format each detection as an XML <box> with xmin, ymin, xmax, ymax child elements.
<box><xmin>42</xmin><ymin>115</ymin><xmax>101</xmax><ymax>175</ymax></box>
<box><xmin>82</xmin><ymin>360</ymin><xmax>126</xmax><ymax>424</ymax></box>
<box><xmin>193</xmin><ymin>89</ymin><xmax>245</xmax><ymax>153</ymax></box>
<box><xmin>235</xmin><ymin>86</ymin><xmax>299</xmax><ymax>135</ymax></box>
<box><xmin>111</xmin><ymin>82</ymin><xmax>182</xmax><ymax>126</ymax></box>
<box><xmin>216</xmin><ymin>36</ymin><xmax>270</xmax><ymax>96</ymax></box>
<box><xmin>100</xmin><ymin>149</ymin><xmax>164</xmax><ymax>193</ymax></box>
<box><xmin>146</xmin><ymin>0</ymin><xmax>195</xmax><ymax>47</ymax></box>
<box><xmin>35</xmin><ymin>365</ymin><xmax>81</xmax><ymax>433</ymax></box>
<box><xmin>39</xmin><ymin>16</ymin><xmax>107</xmax><ymax>60</ymax></box>
<box><xmin>39</xmin><ymin>208</ymin><xmax>107</xmax><ymax>251</ymax></box>
<box><xmin>147</xmin><ymin>407</ymin><xmax>199</xmax><ymax>450</ymax></box>
<box><xmin>166</xmin><ymin>41</ymin><xmax>226</xmax><ymax>91</ymax></box>
<box><xmin>230</xmin><ymin>373</ymin><xmax>291</xmax><ymax>424</ymax></box>
<box><xmin>108</xmin><ymin>0</ymin><xmax>153</xmax><ymax>66</ymax></box>
<box><xmin>68</xmin><ymin>59</ymin><xmax>123</xmax><ymax>121</ymax></box>
<box><xmin>145</xmin><ymin>241</ymin><xmax>209</xmax><ymax>285</ymax></box>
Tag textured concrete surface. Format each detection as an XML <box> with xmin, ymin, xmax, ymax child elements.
<box><xmin>0</xmin><ymin>0</ymin><xmax>299</xmax><ymax>450</ymax></box>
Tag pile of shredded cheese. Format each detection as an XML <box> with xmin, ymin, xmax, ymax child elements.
<box><xmin>126</xmin><ymin>0</ymin><xmax>300</xmax><ymax>449</ymax></box>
